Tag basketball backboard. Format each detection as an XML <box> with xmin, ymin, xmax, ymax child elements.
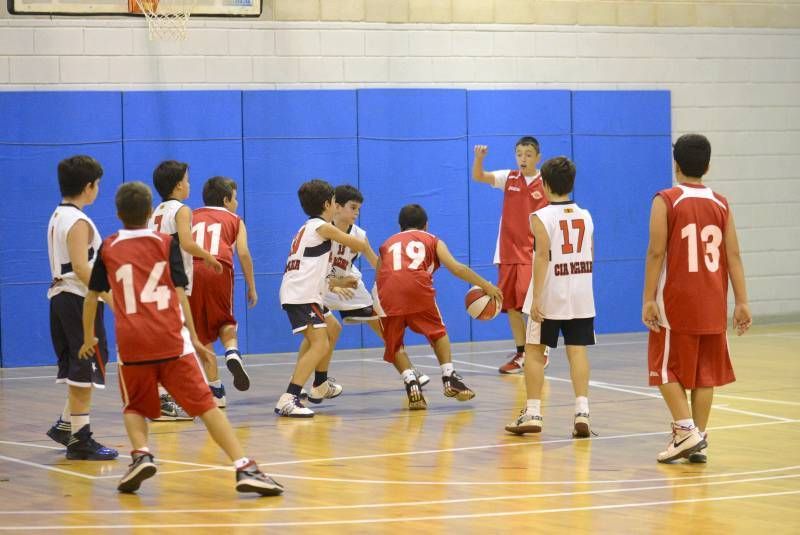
<box><xmin>8</xmin><ymin>0</ymin><xmax>261</xmax><ymax>16</ymax></box>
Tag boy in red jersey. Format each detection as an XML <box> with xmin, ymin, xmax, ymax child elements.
<box><xmin>79</xmin><ymin>182</ymin><xmax>282</xmax><ymax>496</ymax></box>
<box><xmin>473</xmin><ymin>138</ymin><xmax>550</xmax><ymax>374</ymax></box>
<box><xmin>189</xmin><ymin>177</ymin><xmax>255</xmax><ymax>408</ymax></box>
<box><xmin>643</xmin><ymin>134</ymin><xmax>752</xmax><ymax>463</ymax></box>
<box><xmin>376</xmin><ymin>204</ymin><xmax>502</xmax><ymax>409</ymax></box>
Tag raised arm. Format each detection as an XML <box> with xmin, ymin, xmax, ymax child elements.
<box><xmin>472</xmin><ymin>145</ymin><xmax>496</xmax><ymax>184</ymax></box>
<box><xmin>235</xmin><ymin>221</ymin><xmax>258</xmax><ymax>308</ymax></box>
<box><xmin>435</xmin><ymin>240</ymin><xmax>502</xmax><ymax>301</ymax></box>
<box><xmin>724</xmin><ymin>211</ymin><xmax>752</xmax><ymax>335</ymax></box>
<box><xmin>175</xmin><ymin>205</ymin><xmax>222</xmax><ymax>273</ymax></box>
<box><xmin>642</xmin><ymin>196</ymin><xmax>668</xmax><ymax>332</ymax></box>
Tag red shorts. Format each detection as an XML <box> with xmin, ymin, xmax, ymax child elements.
<box><xmin>380</xmin><ymin>305</ymin><xmax>447</xmax><ymax>363</ymax></box>
<box><xmin>118</xmin><ymin>353</ymin><xmax>216</xmax><ymax>419</ymax></box>
<box><xmin>498</xmin><ymin>263</ymin><xmax>531</xmax><ymax>312</ymax></box>
<box><xmin>189</xmin><ymin>263</ymin><xmax>236</xmax><ymax>346</ymax></box>
<box><xmin>648</xmin><ymin>329</ymin><xmax>735</xmax><ymax>388</ymax></box>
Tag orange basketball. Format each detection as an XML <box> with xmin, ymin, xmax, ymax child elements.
<box><xmin>465</xmin><ymin>286</ymin><xmax>501</xmax><ymax>320</ymax></box>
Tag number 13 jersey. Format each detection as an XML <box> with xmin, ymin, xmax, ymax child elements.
<box><xmin>656</xmin><ymin>183</ymin><xmax>729</xmax><ymax>334</ymax></box>
<box><xmin>376</xmin><ymin>230</ymin><xmax>440</xmax><ymax>316</ymax></box>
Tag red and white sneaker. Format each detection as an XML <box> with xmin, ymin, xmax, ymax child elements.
<box><xmin>657</xmin><ymin>423</ymin><xmax>706</xmax><ymax>463</ymax></box>
<box><xmin>498</xmin><ymin>352</ymin><xmax>549</xmax><ymax>374</ymax></box>
<box><xmin>498</xmin><ymin>352</ymin><xmax>524</xmax><ymax>374</ymax></box>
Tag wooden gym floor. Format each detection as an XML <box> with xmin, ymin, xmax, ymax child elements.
<box><xmin>0</xmin><ymin>323</ymin><xmax>798</xmax><ymax>533</ymax></box>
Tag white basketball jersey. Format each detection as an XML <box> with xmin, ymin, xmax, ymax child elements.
<box><xmin>47</xmin><ymin>204</ymin><xmax>102</xmax><ymax>299</ymax></box>
<box><xmin>324</xmin><ymin>224</ymin><xmax>373</xmax><ymax>310</ymax></box>
<box><xmin>280</xmin><ymin>218</ymin><xmax>332</xmax><ymax>306</ymax></box>
<box><xmin>149</xmin><ymin>199</ymin><xmax>194</xmax><ymax>294</ymax></box>
<box><xmin>523</xmin><ymin>201</ymin><xmax>595</xmax><ymax>319</ymax></box>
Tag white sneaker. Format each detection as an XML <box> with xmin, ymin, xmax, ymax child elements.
<box><xmin>573</xmin><ymin>412</ymin><xmax>591</xmax><ymax>438</ymax></box>
<box><xmin>307</xmin><ymin>378</ymin><xmax>343</xmax><ymax>404</ymax></box>
<box><xmin>274</xmin><ymin>393</ymin><xmax>314</xmax><ymax>418</ymax></box>
<box><xmin>413</xmin><ymin>367</ymin><xmax>430</xmax><ymax>388</ymax></box>
<box><xmin>689</xmin><ymin>432</ymin><xmax>708</xmax><ymax>463</ymax></box>
<box><xmin>657</xmin><ymin>424</ymin><xmax>706</xmax><ymax>463</ymax></box>
<box><xmin>505</xmin><ymin>410</ymin><xmax>543</xmax><ymax>435</ymax></box>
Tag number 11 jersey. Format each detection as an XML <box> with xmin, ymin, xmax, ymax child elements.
<box><xmin>376</xmin><ymin>230</ymin><xmax>440</xmax><ymax>316</ymax></box>
<box><xmin>656</xmin><ymin>183</ymin><xmax>729</xmax><ymax>334</ymax></box>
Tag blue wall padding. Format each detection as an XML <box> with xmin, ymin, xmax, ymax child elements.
<box><xmin>242</xmin><ymin>91</ymin><xmax>360</xmax><ymax>353</ymax></box>
<box><xmin>467</xmin><ymin>90</ymin><xmax>572</xmax><ymax>136</ymax></box>
<box><xmin>123</xmin><ymin>91</ymin><xmax>242</xmax><ymax>141</ymax></box>
<box><xmin>358</xmin><ymin>89</ymin><xmax>466</xmax><ymax>139</ymax></box>
<box><xmin>0</xmin><ymin>92</ymin><xmax>122</xmax><ymax>144</ymax></box>
<box><xmin>572</xmin><ymin>91</ymin><xmax>671</xmax><ymax>136</ymax></box>
<box><xmin>358</xmin><ymin>88</ymin><xmax>470</xmax><ymax>343</ymax></box>
<box><xmin>1</xmin><ymin>89</ymin><xmax>672</xmax><ymax>367</ymax></box>
<box><xmin>571</xmin><ymin>91</ymin><xmax>672</xmax><ymax>333</ymax></box>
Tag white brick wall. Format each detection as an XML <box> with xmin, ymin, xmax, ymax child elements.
<box><xmin>0</xmin><ymin>20</ymin><xmax>798</xmax><ymax>318</ymax></box>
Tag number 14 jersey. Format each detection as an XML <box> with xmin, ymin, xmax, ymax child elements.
<box><xmin>656</xmin><ymin>183</ymin><xmax>729</xmax><ymax>334</ymax></box>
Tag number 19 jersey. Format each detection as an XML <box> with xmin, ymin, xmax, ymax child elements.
<box><xmin>656</xmin><ymin>183</ymin><xmax>729</xmax><ymax>334</ymax></box>
<box><xmin>376</xmin><ymin>230</ymin><xmax>440</xmax><ymax>316</ymax></box>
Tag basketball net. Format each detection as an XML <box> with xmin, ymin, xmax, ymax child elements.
<box><xmin>130</xmin><ymin>0</ymin><xmax>195</xmax><ymax>41</ymax></box>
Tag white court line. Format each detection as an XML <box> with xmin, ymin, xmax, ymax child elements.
<box><xmin>2</xmin><ymin>490</ymin><xmax>799</xmax><ymax>530</ymax></box>
<box><xmin>592</xmin><ymin>380</ymin><xmax>800</xmax><ymax>407</ymax></box>
<box><xmin>2</xmin><ymin>472</ymin><xmax>798</xmax><ymax>516</ymax></box>
<box><xmin>0</xmin><ymin>454</ymin><xmax>97</xmax><ymax>480</ymax></box>
<box><xmin>453</xmin><ymin>359</ymin><xmax>796</xmax><ymax>422</ymax></box>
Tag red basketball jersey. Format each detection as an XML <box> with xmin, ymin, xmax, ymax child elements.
<box><xmin>656</xmin><ymin>183</ymin><xmax>730</xmax><ymax>334</ymax></box>
<box><xmin>89</xmin><ymin>229</ymin><xmax>192</xmax><ymax>364</ymax></box>
<box><xmin>191</xmin><ymin>206</ymin><xmax>241</xmax><ymax>268</ymax></box>
<box><xmin>498</xmin><ymin>170</ymin><xmax>549</xmax><ymax>264</ymax></box>
<box><xmin>376</xmin><ymin>230</ymin><xmax>440</xmax><ymax>316</ymax></box>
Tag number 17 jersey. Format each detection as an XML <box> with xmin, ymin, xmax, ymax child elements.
<box><xmin>656</xmin><ymin>183</ymin><xmax>729</xmax><ymax>334</ymax></box>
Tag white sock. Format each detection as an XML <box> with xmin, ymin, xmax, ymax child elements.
<box><xmin>525</xmin><ymin>399</ymin><xmax>541</xmax><ymax>415</ymax></box>
<box><xmin>61</xmin><ymin>399</ymin><xmax>71</xmax><ymax>422</ymax></box>
<box><xmin>675</xmin><ymin>418</ymin><xmax>695</xmax><ymax>429</ymax></box>
<box><xmin>234</xmin><ymin>457</ymin><xmax>250</xmax><ymax>470</ymax></box>
<box><xmin>225</xmin><ymin>347</ymin><xmax>239</xmax><ymax>356</ymax></box>
<box><xmin>209</xmin><ymin>379</ymin><xmax>222</xmax><ymax>388</ymax></box>
<box><xmin>70</xmin><ymin>413</ymin><xmax>89</xmax><ymax>433</ymax></box>
<box><xmin>440</xmin><ymin>363</ymin><xmax>454</xmax><ymax>377</ymax></box>
<box><xmin>401</xmin><ymin>369</ymin><xmax>416</xmax><ymax>384</ymax></box>
<box><xmin>158</xmin><ymin>385</ymin><xmax>167</xmax><ymax>396</ymax></box>
<box><xmin>575</xmin><ymin>396</ymin><xmax>589</xmax><ymax>414</ymax></box>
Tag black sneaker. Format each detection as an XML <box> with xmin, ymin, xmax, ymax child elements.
<box><xmin>46</xmin><ymin>418</ymin><xmax>71</xmax><ymax>446</ymax></box>
<box><xmin>117</xmin><ymin>451</ymin><xmax>157</xmax><ymax>493</ymax></box>
<box><xmin>236</xmin><ymin>460</ymin><xmax>284</xmax><ymax>496</ymax></box>
<box><xmin>225</xmin><ymin>351</ymin><xmax>250</xmax><ymax>391</ymax></box>
<box><xmin>689</xmin><ymin>432</ymin><xmax>708</xmax><ymax>463</ymax></box>
<box><xmin>405</xmin><ymin>379</ymin><xmax>427</xmax><ymax>410</ymax></box>
<box><xmin>65</xmin><ymin>425</ymin><xmax>119</xmax><ymax>460</ymax></box>
<box><xmin>442</xmin><ymin>372</ymin><xmax>475</xmax><ymax>401</ymax></box>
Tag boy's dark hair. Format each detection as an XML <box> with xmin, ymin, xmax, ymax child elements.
<box><xmin>298</xmin><ymin>179</ymin><xmax>334</xmax><ymax>217</ymax></box>
<box><xmin>540</xmin><ymin>156</ymin><xmax>576</xmax><ymax>196</ymax></box>
<box><xmin>203</xmin><ymin>176</ymin><xmax>237</xmax><ymax>207</ymax></box>
<box><xmin>398</xmin><ymin>204</ymin><xmax>428</xmax><ymax>231</ymax></box>
<box><xmin>334</xmin><ymin>184</ymin><xmax>364</xmax><ymax>206</ymax></box>
<box><xmin>153</xmin><ymin>160</ymin><xmax>189</xmax><ymax>201</ymax></box>
<box><xmin>673</xmin><ymin>134</ymin><xmax>711</xmax><ymax>178</ymax></box>
<box><xmin>58</xmin><ymin>155</ymin><xmax>103</xmax><ymax>198</ymax></box>
<box><xmin>116</xmin><ymin>182</ymin><xmax>152</xmax><ymax>227</ymax></box>
<box><xmin>515</xmin><ymin>136</ymin><xmax>540</xmax><ymax>154</ymax></box>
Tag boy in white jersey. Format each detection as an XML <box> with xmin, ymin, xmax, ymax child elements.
<box><xmin>505</xmin><ymin>157</ymin><xmax>596</xmax><ymax>438</ymax></box>
<box><xmin>276</xmin><ymin>179</ymin><xmax>368</xmax><ymax>418</ymax></box>
<box><xmin>45</xmin><ymin>155</ymin><xmax>118</xmax><ymax>460</ymax></box>
<box><xmin>149</xmin><ymin>160</ymin><xmax>222</xmax><ymax>420</ymax></box>
<box><xmin>323</xmin><ymin>185</ymin><xmax>431</xmax><ymax>388</ymax></box>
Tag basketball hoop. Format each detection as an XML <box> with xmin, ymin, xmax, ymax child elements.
<box><xmin>129</xmin><ymin>0</ymin><xmax>195</xmax><ymax>41</ymax></box>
